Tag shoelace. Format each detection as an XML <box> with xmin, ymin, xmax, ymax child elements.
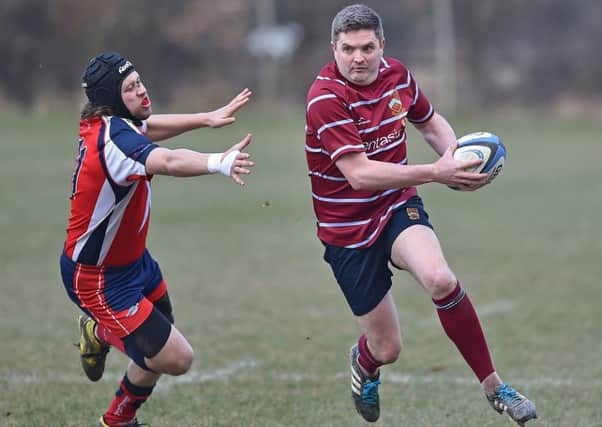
<box><xmin>361</xmin><ymin>379</ymin><xmax>381</xmax><ymax>405</ymax></box>
<box><xmin>495</xmin><ymin>384</ymin><xmax>522</xmax><ymax>405</ymax></box>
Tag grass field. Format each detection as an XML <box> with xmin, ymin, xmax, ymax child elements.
<box><xmin>1</xmin><ymin>108</ymin><xmax>601</xmax><ymax>427</ymax></box>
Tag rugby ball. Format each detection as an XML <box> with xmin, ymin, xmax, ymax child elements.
<box><xmin>453</xmin><ymin>131</ymin><xmax>506</xmax><ymax>185</ymax></box>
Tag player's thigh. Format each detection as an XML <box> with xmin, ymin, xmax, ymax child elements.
<box><xmin>323</xmin><ymin>242</ymin><xmax>393</xmax><ymax>317</ymax></box>
<box><xmin>390</xmin><ymin>224</ymin><xmax>456</xmax><ymax>293</ymax></box>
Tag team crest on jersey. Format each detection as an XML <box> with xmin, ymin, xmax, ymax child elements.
<box><xmin>407</xmin><ymin>207</ymin><xmax>420</xmax><ymax>220</ymax></box>
<box><xmin>388</xmin><ymin>90</ymin><xmax>403</xmax><ymax>115</ymax></box>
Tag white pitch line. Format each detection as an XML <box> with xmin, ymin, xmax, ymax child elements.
<box><xmin>384</xmin><ymin>373</ymin><xmax>602</xmax><ymax>388</ymax></box>
<box><xmin>3</xmin><ymin>359</ymin><xmax>261</xmax><ymax>392</ymax></box>
<box><xmin>155</xmin><ymin>359</ymin><xmax>260</xmax><ymax>392</ymax></box>
<box><xmin>476</xmin><ymin>300</ymin><xmax>517</xmax><ymax>317</ymax></box>
<box><xmin>5</xmin><ymin>359</ymin><xmax>602</xmax><ymax>390</ymax></box>
<box><xmin>279</xmin><ymin>371</ymin><xmax>602</xmax><ymax>388</ymax></box>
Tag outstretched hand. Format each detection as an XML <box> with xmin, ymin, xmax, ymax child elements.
<box><xmin>433</xmin><ymin>141</ymin><xmax>489</xmax><ymax>190</ymax></box>
<box><xmin>222</xmin><ymin>133</ymin><xmax>254</xmax><ymax>186</ymax></box>
<box><xmin>206</xmin><ymin>88</ymin><xmax>252</xmax><ymax>128</ymax></box>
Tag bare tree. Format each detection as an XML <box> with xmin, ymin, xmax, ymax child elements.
<box><xmin>431</xmin><ymin>0</ymin><xmax>456</xmax><ymax>111</ymax></box>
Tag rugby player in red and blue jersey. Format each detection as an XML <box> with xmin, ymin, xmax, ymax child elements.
<box><xmin>60</xmin><ymin>52</ymin><xmax>254</xmax><ymax>427</ymax></box>
<box><xmin>305</xmin><ymin>5</ymin><xmax>536</xmax><ymax>425</ymax></box>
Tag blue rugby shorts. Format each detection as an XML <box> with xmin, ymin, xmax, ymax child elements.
<box><xmin>322</xmin><ymin>196</ymin><xmax>433</xmax><ymax>316</ymax></box>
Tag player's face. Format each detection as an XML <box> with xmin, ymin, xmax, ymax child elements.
<box><xmin>121</xmin><ymin>71</ymin><xmax>152</xmax><ymax>120</ymax></box>
<box><xmin>332</xmin><ymin>29</ymin><xmax>384</xmax><ymax>86</ymax></box>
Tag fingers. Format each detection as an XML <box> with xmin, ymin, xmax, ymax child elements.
<box><xmin>234</xmin><ymin>133</ymin><xmax>252</xmax><ymax>150</ymax></box>
<box><xmin>222</xmin><ymin>132</ymin><xmax>253</xmax><ymax>186</ymax></box>
<box><xmin>458</xmin><ymin>171</ymin><xmax>488</xmax><ymax>181</ymax></box>
<box><xmin>238</xmin><ymin>88</ymin><xmax>252</xmax><ymax>101</ymax></box>
<box><xmin>453</xmin><ymin>172</ymin><xmax>488</xmax><ymax>187</ymax></box>
<box><xmin>455</xmin><ymin>182</ymin><xmax>486</xmax><ymax>192</ymax></box>
<box><xmin>233</xmin><ymin>159</ymin><xmax>254</xmax><ymax>169</ymax></box>
<box><xmin>230</xmin><ymin>167</ymin><xmax>250</xmax><ymax>186</ymax></box>
<box><xmin>230</xmin><ymin>95</ymin><xmax>251</xmax><ymax>111</ymax></box>
<box><xmin>234</xmin><ymin>88</ymin><xmax>252</xmax><ymax>100</ymax></box>
<box><xmin>232</xmin><ymin>157</ymin><xmax>254</xmax><ymax>174</ymax></box>
<box><xmin>454</xmin><ymin>184</ymin><xmax>477</xmax><ymax>192</ymax></box>
<box><xmin>228</xmin><ymin>88</ymin><xmax>252</xmax><ymax>111</ymax></box>
<box><xmin>458</xmin><ymin>158</ymin><xmax>483</xmax><ymax>170</ymax></box>
<box><xmin>213</xmin><ymin>89</ymin><xmax>252</xmax><ymax>127</ymax></box>
<box><xmin>231</xmin><ymin>173</ymin><xmax>245</xmax><ymax>186</ymax></box>
<box><xmin>233</xmin><ymin>166</ymin><xmax>252</xmax><ymax>175</ymax></box>
<box><xmin>230</xmin><ymin>147</ymin><xmax>254</xmax><ymax>186</ymax></box>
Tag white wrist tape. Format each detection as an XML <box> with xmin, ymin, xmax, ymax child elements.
<box><xmin>207</xmin><ymin>151</ymin><xmax>239</xmax><ymax>176</ymax></box>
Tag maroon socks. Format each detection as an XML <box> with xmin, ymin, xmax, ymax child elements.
<box><xmin>433</xmin><ymin>283</ymin><xmax>495</xmax><ymax>382</ymax></box>
<box><xmin>102</xmin><ymin>374</ymin><xmax>154</xmax><ymax>426</ymax></box>
<box><xmin>357</xmin><ymin>334</ymin><xmax>383</xmax><ymax>376</ymax></box>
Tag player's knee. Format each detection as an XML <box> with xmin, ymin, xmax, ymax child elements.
<box><xmin>379</xmin><ymin>343</ymin><xmax>401</xmax><ymax>364</ymax></box>
<box><xmin>172</xmin><ymin>347</ymin><xmax>194</xmax><ymax>375</ymax></box>
<box><xmin>371</xmin><ymin>337</ymin><xmax>402</xmax><ymax>364</ymax></box>
<box><xmin>422</xmin><ymin>267</ymin><xmax>456</xmax><ymax>299</ymax></box>
<box><xmin>164</xmin><ymin>347</ymin><xmax>194</xmax><ymax>376</ymax></box>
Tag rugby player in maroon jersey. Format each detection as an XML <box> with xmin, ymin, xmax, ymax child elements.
<box><xmin>305</xmin><ymin>4</ymin><xmax>536</xmax><ymax>425</ymax></box>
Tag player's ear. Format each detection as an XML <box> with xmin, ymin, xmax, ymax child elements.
<box><xmin>331</xmin><ymin>41</ymin><xmax>336</xmax><ymax>52</ymax></box>
<box><xmin>380</xmin><ymin>38</ymin><xmax>386</xmax><ymax>50</ymax></box>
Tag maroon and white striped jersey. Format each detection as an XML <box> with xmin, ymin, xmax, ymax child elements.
<box><xmin>305</xmin><ymin>57</ymin><xmax>434</xmax><ymax>248</ymax></box>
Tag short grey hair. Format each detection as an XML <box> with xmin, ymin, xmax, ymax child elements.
<box><xmin>331</xmin><ymin>4</ymin><xmax>384</xmax><ymax>43</ymax></box>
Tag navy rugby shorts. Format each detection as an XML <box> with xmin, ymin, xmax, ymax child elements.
<box><xmin>322</xmin><ymin>196</ymin><xmax>433</xmax><ymax>316</ymax></box>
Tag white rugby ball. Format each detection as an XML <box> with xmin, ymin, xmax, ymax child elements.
<box><xmin>453</xmin><ymin>131</ymin><xmax>506</xmax><ymax>185</ymax></box>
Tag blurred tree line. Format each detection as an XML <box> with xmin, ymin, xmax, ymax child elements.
<box><xmin>1</xmin><ymin>0</ymin><xmax>600</xmax><ymax>115</ymax></box>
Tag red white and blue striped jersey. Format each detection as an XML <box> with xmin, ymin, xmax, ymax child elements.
<box><xmin>305</xmin><ymin>57</ymin><xmax>434</xmax><ymax>248</ymax></box>
<box><xmin>63</xmin><ymin>116</ymin><xmax>158</xmax><ymax>266</ymax></box>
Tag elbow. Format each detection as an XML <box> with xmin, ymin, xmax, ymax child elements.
<box><xmin>163</xmin><ymin>156</ymin><xmax>188</xmax><ymax>177</ymax></box>
<box><xmin>146</xmin><ymin>148</ymin><xmax>175</xmax><ymax>176</ymax></box>
<box><xmin>156</xmin><ymin>155</ymin><xmax>176</xmax><ymax>176</ymax></box>
<box><xmin>347</xmin><ymin>172</ymin><xmax>371</xmax><ymax>191</ymax></box>
<box><xmin>154</xmin><ymin>153</ymin><xmax>181</xmax><ymax>176</ymax></box>
<box><xmin>348</xmin><ymin>178</ymin><xmax>364</xmax><ymax>191</ymax></box>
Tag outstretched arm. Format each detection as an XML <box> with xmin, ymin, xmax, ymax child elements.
<box><xmin>145</xmin><ymin>88</ymin><xmax>252</xmax><ymax>142</ymax></box>
<box><xmin>145</xmin><ymin>134</ymin><xmax>254</xmax><ymax>186</ymax></box>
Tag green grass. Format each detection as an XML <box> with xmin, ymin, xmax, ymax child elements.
<box><xmin>1</xmin><ymin>108</ymin><xmax>601</xmax><ymax>426</ymax></box>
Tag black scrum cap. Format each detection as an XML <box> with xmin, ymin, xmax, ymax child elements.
<box><xmin>82</xmin><ymin>52</ymin><xmax>136</xmax><ymax>119</ymax></box>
